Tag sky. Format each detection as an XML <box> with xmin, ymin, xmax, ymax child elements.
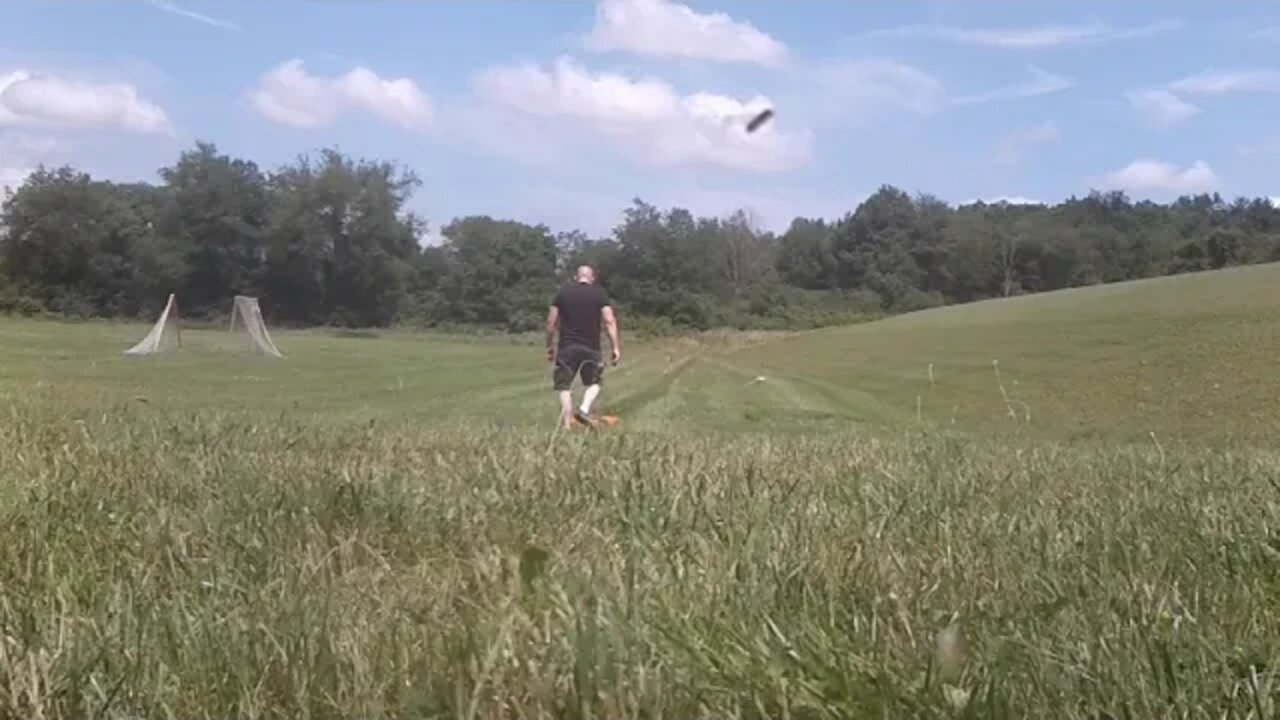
<box><xmin>2</xmin><ymin>0</ymin><xmax>1279</xmax><ymax>239</ymax></box>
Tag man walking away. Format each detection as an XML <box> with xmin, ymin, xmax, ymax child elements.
<box><xmin>546</xmin><ymin>265</ymin><xmax>621</xmax><ymax>428</ymax></box>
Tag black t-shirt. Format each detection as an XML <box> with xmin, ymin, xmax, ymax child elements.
<box><xmin>553</xmin><ymin>282</ymin><xmax>610</xmax><ymax>351</ymax></box>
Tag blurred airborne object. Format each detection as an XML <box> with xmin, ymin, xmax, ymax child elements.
<box><xmin>746</xmin><ymin>108</ymin><xmax>773</xmax><ymax>133</ymax></box>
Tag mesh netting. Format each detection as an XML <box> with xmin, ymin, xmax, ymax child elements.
<box><xmin>230</xmin><ymin>295</ymin><xmax>284</xmax><ymax>357</ymax></box>
<box><xmin>124</xmin><ymin>294</ymin><xmax>181</xmax><ymax>355</ymax></box>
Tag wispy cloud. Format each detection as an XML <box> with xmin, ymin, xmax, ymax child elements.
<box><xmin>1165</xmin><ymin>69</ymin><xmax>1280</xmax><ymax>95</ymax></box>
<box><xmin>810</xmin><ymin>58</ymin><xmax>946</xmax><ymax>117</ymax></box>
<box><xmin>865</xmin><ymin>18</ymin><xmax>1180</xmax><ymax>49</ymax></box>
<box><xmin>993</xmin><ymin>121</ymin><xmax>1060</xmax><ymax>168</ymax></box>
<box><xmin>953</xmin><ymin>66</ymin><xmax>1074</xmax><ymax>105</ymax></box>
<box><xmin>144</xmin><ymin>0</ymin><xmax>241</xmax><ymax>32</ymax></box>
<box><xmin>1124</xmin><ymin>68</ymin><xmax>1280</xmax><ymax>126</ymax></box>
<box><xmin>1126</xmin><ymin>89</ymin><xmax>1200</xmax><ymax>126</ymax></box>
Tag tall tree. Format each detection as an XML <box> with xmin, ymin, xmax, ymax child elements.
<box><xmin>0</xmin><ymin>167</ymin><xmax>171</xmax><ymax>316</ymax></box>
<box><xmin>436</xmin><ymin>216</ymin><xmax>558</xmax><ymax>331</ymax></box>
<box><xmin>263</xmin><ymin>148</ymin><xmax>424</xmax><ymax>326</ymax></box>
<box><xmin>157</xmin><ymin>141</ymin><xmax>269</xmax><ymax>315</ymax></box>
<box><xmin>777</xmin><ymin>217</ymin><xmax>838</xmax><ymax>290</ymax></box>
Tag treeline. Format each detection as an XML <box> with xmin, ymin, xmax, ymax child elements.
<box><xmin>3</xmin><ymin>141</ymin><xmax>1280</xmax><ymax>332</ymax></box>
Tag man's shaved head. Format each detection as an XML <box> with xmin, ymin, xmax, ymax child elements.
<box><xmin>575</xmin><ymin>265</ymin><xmax>595</xmax><ymax>283</ymax></box>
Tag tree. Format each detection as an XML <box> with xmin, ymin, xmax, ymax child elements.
<box><xmin>832</xmin><ymin>186</ymin><xmax>929</xmax><ymax>309</ymax></box>
<box><xmin>0</xmin><ymin>167</ymin><xmax>169</xmax><ymax>316</ymax></box>
<box><xmin>436</xmin><ymin>216</ymin><xmax>558</xmax><ymax>331</ymax></box>
<box><xmin>262</xmin><ymin>148</ymin><xmax>424</xmax><ymax>326</ymax></box>
<box><xmin>719</xmin><ymin>209</ymin><xmax>772</xmax><ymax>300</ymax></box>
<box><xmin>777</xmin><ymin>217</ymin><xmax>838</xmax><ymax>290</ymax></box>
<box><xmin>157</xmin><ymin>141</ymin><xmax>270</xmax><ymax>316</ymax></box>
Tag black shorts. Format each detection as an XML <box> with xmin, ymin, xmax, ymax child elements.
<box><xmin>553</xmin><ymin>344</ymin><xmax>604</xmax><ymax>390</ymax></box>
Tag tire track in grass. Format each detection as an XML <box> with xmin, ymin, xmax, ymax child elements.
<box><xmin>718</xmin><ymin>331</ymin><xmax>925</xmax><ymax>427</ymax></box>
<box><xmin>599</xmin><ymin>354</ymin><xmax>696</xmax><ymax>429</ymax></box>
<box><xmin>474</xmin><ymin>351</ymin><xmax>669</xmax><ymax>425</ymax></box>
<box><xmin>719</xmin><ymin>332</ymin><xmax>921</xmax><ymax>427</ymax></box>
<box><xmin>694</xmin><ymin>355</ymin><xmax>868</xmax><ymax>430</ymax></box>
<box><xmin>776</xmin><ymin>372</ymin><xmax>917</xmax><ymax>427</ymax></box>
<box><xmin>632</xmin><ymin>359</ymin><xmax>710</xmax><ymax>432</ymax></box>
<box><xmin>703</xmin><ymin>356</ymin><xmax>832</xmax><ymax>412</ymax></box>
<box><xmin>457</xmin><ymin>349</ymin><xmax>684</xmax><ymax>429</ymax></box>
<box><xmin>606</xmin><ymin>347</ymin><xmax>861</xmax><ymax>433</ymax></box>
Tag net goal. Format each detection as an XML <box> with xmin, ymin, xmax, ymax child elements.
<box><xmin>124</xmin><ymin>294</ymin><xmax>284</xmax><ymax>357</ymax></box>
<box><xmin>229</xmin><ymin>295</ymin><xmax>284</xmax><ymax>357</ymax></box>
<box><xmin>124</xmin><ymin>293</ymin><xmax>181</xmax><ymax>355</ymax></box>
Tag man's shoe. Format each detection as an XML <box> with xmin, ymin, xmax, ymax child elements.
<box><xmin>573</xmin><ymin>409</ymin><xmax>597</xmax><ymax>428</ymax></box>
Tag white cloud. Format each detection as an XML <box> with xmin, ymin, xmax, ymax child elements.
<box><xmin>1101</xmin><ymin>159</ymin><xmax>1220</xmax><ymax>195</ymax></box>
<box><xmin>954</xmin><ymin>66</ymin><xmax>1073</xmax><ymax>105</ymax></box>
<box><xmin>0</xmin><ymin>70</ymin><xmax>171</xmax><ymax>134</ymax></box>
<box><xmin>443</xmin><ymin>100</ymin><xmax>574</xmax><ymax>169</ymax></box>
<box><xmin>1126</xmin><ymin>89</ymin><xmax>1200</xmax><ymax>125</ymax></box>
<box><xmin>0</xmin><ymin>132</ymin><xmax>65</xmax><ymax>195</ymax></box>
<box><xmin>1127</xmin><ymin>68</ymin><xmax>1280</xmax><ymax>125</ymax></box>
<box><xmin>248</xmin><ymin>59</ymin><xmax>433</xmax><ymax>131</ymax></box>
<box><xmin>584</xmin><ymin>0</ymin><xmax>786</xmax><ymax>66</ymax></box>
<box><xmin>960</xmin><ymin>196</ymin><xmax>1046</xmax><ymax>206</ymax></box>
<box><xmin>985</xmin><ymin>196</ymin><xmax>1046</xmax><ymax>205</ymax></box>
<box><xmin>144</xmin><ymin>0</ymin><xmax>240</xmax><ymax>31</ymax></box>
<box><xmin>810</xmin><ymin>59</ymin><xmax>945</xmax><ymax>117</ymax></box>
<box><xmin>867</xmin><ymin>19</ymin><xmax>1180</xmax><ymax>49</ymax></box>
<box><xmin>0</xmin><ymin>166</ymin><xmax>28</xmax><ymax>195</ymax></box>
<box><xmin>993</xmin><ymin>121</ymin><xmax>1060</xmax><ymax>167</ymax></box>
<box><xmin>941</xmin><ymin>23</ymin><xmax>1105</xmax><ymax>48</ymax></box>
<box><xmin>1270</xmin><ymin>196</ymin><xmax>1280</xmax><ymax>208</ymax></box>
<box><xmin>1165</xmin><ymin>69</ymin><xmax>1280</xmax><ymax>95</ymax></box>
<box><xmin>473</xmin><ymin>55</ymin><xmax>811</xmax><ymax>173</ymax></box>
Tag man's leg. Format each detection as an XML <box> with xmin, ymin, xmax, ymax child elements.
<box><xmin>558</xmin><ymin>390</ymin><xmax>575</xmax><ymax>428</ymax></box>
<box><xmin>552</xmin><ymin>350</ymin><xmax>576</xmax><ymax>428</ymax></box>
<box><xmin>576</xmin><ymin>354</ymin><xmax>604</xmax><ymax>423</ymax></box>
<box><xmin>580</xmin><ymin>384</ymin><xmax>600</xmax><ymax>415</ymax></box>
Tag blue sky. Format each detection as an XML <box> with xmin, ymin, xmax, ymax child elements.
<box><xmin>2</xmin><ymin>0</ymin><xmax>1279</xmax><ymax>239</ymax></box>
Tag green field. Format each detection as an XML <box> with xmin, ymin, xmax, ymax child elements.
<box><xmin>2</xmin><ymin>265</ymin><xmax>1279</xmax><ymax>718</ymax></box>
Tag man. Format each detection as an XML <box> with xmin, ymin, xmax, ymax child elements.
<box><xmin>546</xmin><ymin>265</ymin><xmax>621</xmax><ymax>428</ymax></box>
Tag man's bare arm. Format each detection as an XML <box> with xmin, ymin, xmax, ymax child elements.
<box><xmin>545</xmin><ymin>306</ymin><xmax>559</xmax><ymax>360</ymax></box>
<box><xmin>602</xmin><ymin>305</ymin><xmax>621</xmax><ymax>363</ymax></box>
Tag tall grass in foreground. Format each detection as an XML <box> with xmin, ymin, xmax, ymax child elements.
<box><xmin>1</xmin><ymin>403</ymin><xmax>1278</xmax><ymax>719</ymax></box>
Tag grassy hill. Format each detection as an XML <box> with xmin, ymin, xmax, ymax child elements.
<box><xmin>1</xmin><ymin>265</ymin><xmax>1279</xmax><ymax>717</ymax></box>
<box><xmin>731</xmin><ymin>262</ymin><xmax>1280</xmax><ymax>446</ymax></box>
